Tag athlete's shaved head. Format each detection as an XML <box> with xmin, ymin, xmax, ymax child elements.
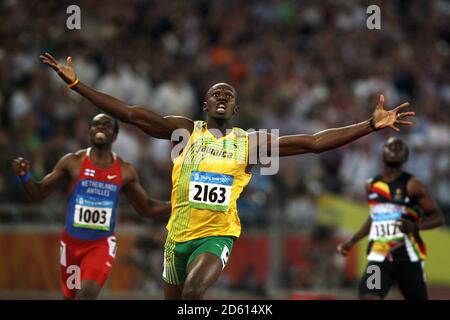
<box><xmin>91</xmin><ymin>113</ymin><xmax>119</xmax><ymax>134</ymax></box>
<box><xmin>89</xmin><ymin>113</ymin><xmax>119</xmax><ymax>146</ymax></box>
<box><xmin>383</xmin><ymin>137</ymin><xmax>409</xmax><ymax>166</ymax></box>
<box><xmin>203</xmin><ymin>82</ymin><xmax>239</xmax><ymax>121</ymax></box>
<box><xmin>205</xmin><ymin>83</ymin><xmax>237</xmax><ymax>101</ymax></box>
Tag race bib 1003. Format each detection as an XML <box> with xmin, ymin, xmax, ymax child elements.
<box><xmin>73</xmin><ymin>196</ymin><xmax>113</xmax><ymax>231</ymax></box>
<box><xmin>189</xmin><ymin>171</ymin><xmax>234</xmax><ymax>212</ymax></box>
<box><xmin>369</xmin><ymin>203</ymin><xmax>405</xmax><ymax>241</ymax></box>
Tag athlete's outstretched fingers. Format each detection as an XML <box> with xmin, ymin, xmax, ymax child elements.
<box><xmin>376</xmin><ymin>94</ymin><xmax>385</xmax><ymax>110</ymax></box>
<box><xmin>40</xmin><ymin>58</ymin><xmax>55</xmax><ymax>68</ymax></box>
<box><xmin>183</xmin><ymin>253</ymin><xmax>223</xmax><ymax>300</ymax></box>
<box><xmin>396</xmin><ymin>120</ymin><xmax>413</xmax><ymax>126</ymax></box>
<box><xmin>40</xmin><ymin>55</ymin><xmax>59</xmax><ymax>71</ymax></box>
<box><xmin>40</xmin><ymin>53</ymin><xmax>62</xmax><ymax>71</ymax></box>
<box><xmin>44</xmin><ymin>52</ymin><xmax>59</xmax><ymax>65</ymax></box>
<box><xmin>393</xmin><ymin>102</ymin><xmax>409</xmax><ymax>113</ymax></box>
<box><xmin>399</xmin><ymin>111</ymin><xmax>415</xmax><ymax>118</ymax></box>
<box><xmin>389</xmin><ymin>124</ymin><xmax>400</xmax><ymax>132</ymax></box>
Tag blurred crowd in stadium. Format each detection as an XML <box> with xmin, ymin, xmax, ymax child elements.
<box><xmin>0</xmin><ymin>0</ymin><xmax>449</xmax><ymax>296</ymax></box>
<box><xmin>2</xmin><ymin>0</ymin><xmax>449</xmax><ymax>223</ymax></box>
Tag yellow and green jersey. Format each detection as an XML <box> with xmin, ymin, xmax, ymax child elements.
<box><xmin>167</xmin><ymin>121</ymin><xmax>252</xmax><ymax>242</ymax></box>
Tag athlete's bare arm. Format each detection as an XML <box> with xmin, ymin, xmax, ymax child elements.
<box><xmin>121</xmin><ymin>162</ymin><xmax>171</xmax><ymax>219</ymax></box>
<box><xmin>40</xmin><ymin>53</ymin><xmax>194</xmax><ymax>139</ymax></box>
<box><xmin>398</xmin><ymin>178</ymin><xmax>445</xmax><ymax>233</ymax></box>
<box><xmin>11</xmin><ymin>153</ymin><xmax>79</xmax><ymax>201</ymax></box>
<box><xmin>336</xmin><ymin>180</ymin><xmax>374</xmax><ymax>256</ymax></box>
<box><xmin>251</xmin><ymin>95</ymin><xmax>414</xmax><ymax>158</ymax></box>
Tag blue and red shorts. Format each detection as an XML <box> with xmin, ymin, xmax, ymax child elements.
<box><xmin>59</xmin><ymin>230</ymin><xmax>117</xmax><ymax>299</ymax></box>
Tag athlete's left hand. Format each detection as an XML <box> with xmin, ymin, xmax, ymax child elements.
<box><xmin>397</xmin><ymin>218</ymin><xmax>419</xmax><ymax>234</ymax></box>
<box><xmin>372</xmin><ymin>95</ymin><xmax>415</xmax><ymax>131</ymax></box>
<box><xmin>40</xmin><ymin>53</ymin><xmax>78</xmax><ymax>85</ymax></box>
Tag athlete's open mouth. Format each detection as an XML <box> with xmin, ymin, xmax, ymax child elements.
<box><xmin>216</xmin><ymin>100</ymin><xmax>227</xmax><ymax>114</ymax></box>
<box><xmin>94</xmin><ymin>131</ymin><xmax>107</xmax><ymax>139</ymax></box>
<box><xmin>216</xmin><ymin>104</ymin><xmax>226</xmax><ymax>114</ymax></box>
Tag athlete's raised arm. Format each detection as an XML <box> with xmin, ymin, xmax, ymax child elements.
<box><xmin>40</xmin><ymin>53</ymin><xmax>194</xmax><ymax>139</ymax></box>
<box><xmin>121</xmin><ymin>163</ymin><xmax>171</xmax><ymax>219</ymax></box>
<box><xmin>251</xmin><ymin>95</ymin><xmax>414</xmax><ymax>158</ymax></box>
<box><xmin>12</xmin><ymin>154</ymin><xmax>74</xmax><ymax>201</ymax></box>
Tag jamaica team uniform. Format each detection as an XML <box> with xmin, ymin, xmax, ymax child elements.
<box><xmin>359</xmin><ymin>172</ymin><xmax>428</xmax><ymax>299</ymax></box>
<box><xmin>60</xmin><ymin>148</ymin><xmax>121</xmax><ymax>299</ymax></box>
<box><xmin>163</xmin><ymin>121</ymin><xmax>252</xmax><ymax>285</ymax></box>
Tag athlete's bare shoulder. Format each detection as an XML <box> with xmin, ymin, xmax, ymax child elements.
<box><xmin>116</xmin><ymin>156</ymin><xmax>130</xmax><ymax>169</ymax></box>
<box><xmin>406</xmin><ymin>176</ymin><xmax>426</xmax><ymax>197</ymax></box>
<box><xmin>49</xmin><ymin>150</ymin><xmax>85</xmax><ymax>181</ymax></box>
<box><xmin>73</xmin><ymin>149</ymin><xmax>88</xmax><ymax>157</ymax></box>
<box><xmin>58</xmin><ymin>150</ymin><xmax>85</xmax><ymax>165</ymax></box>
<box><xmin>116</xmin><ymin>156</ymin><xmax>138</xmax><ymax>184</ymax></box>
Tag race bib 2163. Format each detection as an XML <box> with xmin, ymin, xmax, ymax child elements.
<box><xmin>189</xmin><ymin>171</ymin><xmax>234</xmax><ymax>212</ymax></box>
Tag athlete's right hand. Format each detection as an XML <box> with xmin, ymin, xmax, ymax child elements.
<box><xmin>336</xmin><ymin>241</ymin><xmax>353</xmax><ymax>257</ymax></box>
<box><xmin>12</xmin><ymin>157</ymin><xmax>30</xmax><ymax>176</ymax></box>
<box><xmin>40</xmin><ymin>53</ymin><xmax>78</xmax><ymax>85</ymax></box>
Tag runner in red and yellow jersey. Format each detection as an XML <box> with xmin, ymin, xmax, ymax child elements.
<box><xmin>337</xmin><ymin>137</ymin><xmax>445</xmax><ymax>300</ymax></box>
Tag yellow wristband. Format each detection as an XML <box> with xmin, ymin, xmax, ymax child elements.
<box><xmin>68</xmin><ymin>78</ymin><xmax>79</xmax><ymax>88</ymax></box>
